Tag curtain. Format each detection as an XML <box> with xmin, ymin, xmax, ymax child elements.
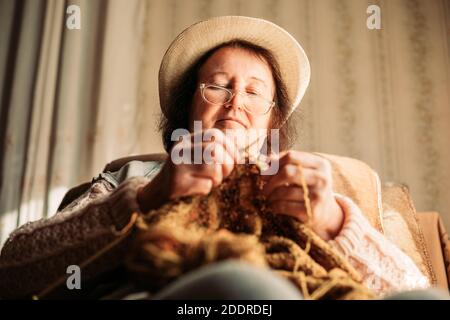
<box><xmin>1</xmin><ymin>0</ymin><xmax>450</xmax><ymax>247</ymax></box>
<box><xmin>0</xmin><ymin>0</ymin><xmax>151</xmax><ymax>245</ymax></box>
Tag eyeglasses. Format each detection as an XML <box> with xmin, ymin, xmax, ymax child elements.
<box><xmin>199</xmin><ymin>83</ymin><xmax>275</xmax><ymax>115</ymax></box>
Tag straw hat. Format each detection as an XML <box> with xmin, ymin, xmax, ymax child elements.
<box><xmin>158</xmin><ymin>15</ymin><xmax>311</xmax><ymax>121</ymax></box>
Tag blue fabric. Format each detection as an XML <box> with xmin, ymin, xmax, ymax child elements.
<box><xmin>153</xmin><ymin>260</ymin><xmax>303</xmax><ymax>300</ymax></box>
<box><xmin>151</xmin><ymin>260</ymin><xmax>450</xmax><ymax>300</ymax></box>
<box><xmin>382</xmin><ymin>288</ymin><xmax>449</xmax><ymax>300</ymax></box>
<box><xmin>95</xmin><ymin>160</ymin><xmax>164</xmax><ymax>188</ymax></box>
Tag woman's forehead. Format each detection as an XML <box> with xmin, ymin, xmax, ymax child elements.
<box><xmin>199</xmin><ymin>47</ymin><xmax>274</xmax><ymax>85</ymax></box>
<box><xmin>205</xmin><ymin>71</ymin><xmax>268</xmax><ymax>87</ymax></box>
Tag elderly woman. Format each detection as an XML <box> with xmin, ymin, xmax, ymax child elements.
<box><xmin>0</xmin><ymin>16</ymin><xmax>439</xmax><ymax>300</ymax></box>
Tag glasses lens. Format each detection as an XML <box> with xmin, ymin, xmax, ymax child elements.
<box><xmin>203</xmin><ymin>86</ymin><xmax>230</xmax><ymax>104</ymax></box>
<box><xmin>202</xmin><ymin>85</ymin><xmax>273</xmax><ymax>115</ymax></box>
<box><xmin>244</xmin><ymin>95</ymin><xmax>273</xmax><ymax>115</ymax></box>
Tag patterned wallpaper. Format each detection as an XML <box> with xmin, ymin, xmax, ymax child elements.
<box><xmin>132</xmin><ymin>0</ymin><xmax>450</xmax><ymax>228</ymax></box>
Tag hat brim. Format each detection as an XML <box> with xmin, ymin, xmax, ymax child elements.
<box><xmin>158</xmin><ymin>15</ymin><xmax>311</xmax><ymax>121</ymax></box>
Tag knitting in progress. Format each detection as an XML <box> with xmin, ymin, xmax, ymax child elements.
<box><xmin>125</xmin><ymin>162</ymin><xmax>375</xmax><ymax>300</ymax></box>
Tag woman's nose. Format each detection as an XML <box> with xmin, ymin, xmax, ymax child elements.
<box><xmin>225</xmin><ymin>91</ymin><xmax>245</xmax><ymax>111</ymax></box>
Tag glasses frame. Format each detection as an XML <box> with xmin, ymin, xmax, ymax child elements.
<box><xmin>199</xmin><ymin>83</ymin><xmax>275</xmax><ymax>116</ymax></box>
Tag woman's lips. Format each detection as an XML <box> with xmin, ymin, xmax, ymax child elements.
<box><xmin>216</xmin><ymin>118</ymin><xmax>247</xmax><ymax>128</ymax></box>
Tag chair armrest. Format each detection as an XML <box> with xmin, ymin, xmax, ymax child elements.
<box><xmin>417</xmin><ymin>211</ymin><xmax>450</xmax><ymax>291</ymax></box>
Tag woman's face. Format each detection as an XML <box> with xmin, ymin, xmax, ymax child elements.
<box><xmin>189</xmin><ymin>47</ymin><xmax>275</xmax><ymax>140</ymax></box>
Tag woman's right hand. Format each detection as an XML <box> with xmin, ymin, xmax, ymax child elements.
<box><xmin>137</xmin><ymin>129</ymin><xmax>240</xmax><ymax>212</ymax></box>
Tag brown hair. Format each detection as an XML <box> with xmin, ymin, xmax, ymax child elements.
<box><xmin>158</xmin><ymin>39</ymin><xmax>297</xmax><ymax>152</ymax></box>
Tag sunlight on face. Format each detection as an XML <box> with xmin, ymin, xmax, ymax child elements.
<box><xmin>189</xmin><ymin>47</ymin><xmax>275</xmax><ymax>146</ymax></box>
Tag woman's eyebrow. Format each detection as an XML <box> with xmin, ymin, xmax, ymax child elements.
<box><xmin>249</xmin><ymin>76</ymin><xmax>268</xmax><ymax>88</ymax></box>
<box><xmin>206</xmin><ymin>71</ymin><xmax>228</xmax><ymax>81</ymax></box>
<box><xmin>205</xmin><ymin>72</ymin><xmax>268</xmax><ymax>88</ymax></box>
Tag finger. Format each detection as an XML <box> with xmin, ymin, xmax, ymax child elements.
<box><xmin>189</xmin><ymin>162</ymin><xmax>223</xmax><ymax>187</ymax></box>
<box><xmin>268</xmin><ymin>200</ymin><xmax>309</xmax><ymax>223</ymax></box>
<box><xmin>214</xmin><ymin>146</ymin><xmax>235</xmax><ymax>178</ymax></box>
<box><xmin>267</xmin><ymin>185</ymin><xmax>317</xmax><ymax>203</ymax></box>
<box><xmin>202</xmin><ymin>142</ymin><xmax>229</xmax><ymax>164</ymax></box>
<box><xmin>268</xmin><ymin>151</ymin><xmax>331</xmax><ymax>172</ymax></box>
<box><xmin>201</xmin><ymin>142</ymin><xmax>235</xmax><ymax>177</ymax></box>
<box><xmin>263</xmin><ymin>165</ymin><xmax>328</xmax><ymax>196</ymax></box>
<box><xmin>203</xmin><ymin>128</ymin><xmax>241</xmax><ymax>163</ymax></box>
<box><xmin>173</xmin><ymin>130</ymin><xmax>240</xmax><ymax>165</ymax></box>
<box><xmin>171</xmin><ymin>175</ymin><xmax>213</xmax><ymax>198</ymax></box>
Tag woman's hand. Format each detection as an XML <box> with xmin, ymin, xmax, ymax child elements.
<box><xmin>137</xmin><ymin>129</ymin><xmax>240</xmax><ymax>212</ymax></box>
<box><xmin>262</xmin><ymin>151</ymin><xmax>344</xmax><ymax>241</ymax></box>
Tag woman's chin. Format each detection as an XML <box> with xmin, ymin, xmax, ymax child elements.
<box><xmin>214</xmin><ymin>120</ymin><xmax>246</xmax><ymax>130</ymax></box>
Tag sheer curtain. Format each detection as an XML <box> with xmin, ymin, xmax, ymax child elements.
<box><xmin>1</xmin><ymin>0</ymin><xmax>450</xmax><ymax>247</ymax></box>
<box><xmin>0</xmin><ymin>0</ymin><xmax>158</xmax><ymax>245</ymax></box>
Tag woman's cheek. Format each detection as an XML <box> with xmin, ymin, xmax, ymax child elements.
<box><xmin>251</xmin><ymin>111</ymin><xmax>272</xmax><ymax>130</ymax></box>
<box><xmin>200</xmin><ymin>110</ymin><xmax>219</xmax><ymax>129</ymax></box>
<box><xmin>189</xmin><ymin>103</ymin><xmax>213</xmax><ymax>129</ymax></box>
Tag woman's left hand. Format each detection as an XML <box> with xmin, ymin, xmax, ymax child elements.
<box><xmin>262</xmin><ymin>151</ymin><xmax>345</xmax><ymax>241</ymax></box>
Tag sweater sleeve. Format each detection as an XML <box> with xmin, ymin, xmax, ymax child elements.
<box><xmin>328</xmin><ymin>193</ymin><xmax>430</xmax><ymax>297</ymax></box>
<box><xmin>0</xmin><ymin>176</ymin><xmax>150</xmax><ymax>299</ymax></box>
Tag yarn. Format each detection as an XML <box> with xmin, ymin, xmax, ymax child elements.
<box><xmin>125</xmin><ymin>163</ymin><xmax>375</xmax><ymax>300</ymax></box>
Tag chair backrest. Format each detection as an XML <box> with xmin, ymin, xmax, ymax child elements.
<box><xmin>416</xmin><ymin>211</ymin><xmax>450</xmax><ymax>290</ymax></box>
<box><xmin>314</xmin><ymin>152</ymin><xmax>384</xmax><ymax>233</ymax></box>
<box><xmin>381</xmin><ymin>183</ymin><xmax>437</xmax><ymax>285</ymax></box>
